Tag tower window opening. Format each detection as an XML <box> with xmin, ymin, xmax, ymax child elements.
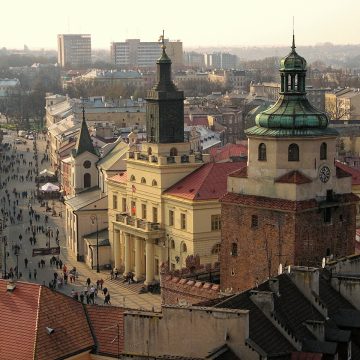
<box><xmin>288</xmin><ymin>143</ymin><xmax>299</xmax><ymax>161</ymax></box>
<box><xmin>320</xmin><ymin>142</ymin><xmax>327</xmax><ymax>160</ymax></box>
<box><xmin>258</xmin><ymin>143</ymin><xmax>267</xmax><ymax>161</ymax></box>
<box><xmin>231</xmin><ymin>243</ymin><xmax>238</xmax><ymax>257</ymax></box>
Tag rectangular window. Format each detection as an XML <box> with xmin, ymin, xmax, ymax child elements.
<box><xmin>181</xmin><ymin>213</ymin><xmax>186</xmax><ymax>230</ymax></box>
<box><xmin>324</xmin><ymin>208</ymin><xmax>332</xmax><ymax>223</ymax></box>
<box><xmin>251</xmin><ymin>215</ymin><xmax>258</xmax><ymax>228</ymax></box>
<box><xmin>211</xmin><ymin>214</ymin><xmax>221</xmax><ymax>231</ymax></box>
<box><xmin>169</xmin><ymin>210</ymin><xmax>174</xmax><ymax>226</ymax></box>
<box><xmin>131</xmin><ymin>201</ymin><xmax>136</xmax><ymax>216</ymax></box>
<box><xmin>141</xmin><ymin>204</ymin><xmax>147</xmax><ymax>220</ymax></box>
<box><xmin>231</xmin><ymin>242</ymin><xmax>238</xmax><ymax>257</ymax></box>
<box><xmin>153</xmin><ymin>207</ymin><xmax>158</xmax><ymax>223</ymax></box>
<box><xmin>155</xmin><ymin>258</ymin><xmax>159</xmax><ymax>275</ymax></box>
<box><xmin>122</xmin><ymin>198</ymin><xmax>127</xmax><ymax>212</ymax></box>
<box><xmin>112</xmin><ymin>195</ymin><xmax>118</xmax><ymax>210</ymax></box>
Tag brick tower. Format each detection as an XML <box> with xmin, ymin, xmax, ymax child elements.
<box><xmin>220</xmin><ymin>36</ymin><xmax>358</xmax><ymax>292</ymax></box>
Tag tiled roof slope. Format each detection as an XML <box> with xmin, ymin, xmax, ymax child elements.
<box><xmin>209</xmin><ymin>143</ymin><xmax>248</xmax><ymax>162</ymax></box>
<box><xmin>85</xmin><ymin>305</ymin><xmax>125</xmax><ymax>357</ymax></box>
<box><xmin>35</xmin><ymin>286</ymin><xmax>94</xmax><ymax>360</ymax></box>
<box><xmin>335</xmin><ymin>161</ymin><xmax>360</xmax><ymax>185</ymax></box>
<box><xmin>0</xmin><ymin>281</ymin><xmax>40</xmax><ymax>360</ymax></box>
<box><xmin>212</xmin><ymin>292</ymin><xmax>296</xmax><ymax>355</ymax></box>
<box><xmin>109</xmin><ymin>171</ymin><xmax>127</xmax><ymax>184</ymax></box>
<box><xmin>164</xmin><ymin>162</ymin><xmax>246</xmax><ymax>201</ymax></box>
<box><xmin>275</xmin><ymin>170</ymin><xmax>312</xmax><ymax>184</ymax></box>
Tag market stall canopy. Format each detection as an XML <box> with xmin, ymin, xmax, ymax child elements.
<box><xmin>40</xmin><ymin>183</ymin><xmax>59</xmax><ymax>192</ymax></box>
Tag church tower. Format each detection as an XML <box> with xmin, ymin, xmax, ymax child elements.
<box><xmin>70</xmin><ymin>108</ymin><xmax>99</xmax><ymax>195</ymax></box>
<box><xmin>220</xmin><ymin>36</ymin><xmax>358</xmax><ymax>292</ymax></box>
<box><xmin>146</xmin><ymin>39</ymin><xmax>184</xmax><ymax>144</ymax></box>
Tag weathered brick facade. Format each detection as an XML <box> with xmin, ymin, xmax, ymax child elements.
<box><xmin>220</xmin><ymin>193</ymin><xmax>357</xmax><ymax>293</ymax></box>
<box><xmin>160</xmin><ymin>260</ymin><xmax>222</xmax><ymax>305</ymax></box>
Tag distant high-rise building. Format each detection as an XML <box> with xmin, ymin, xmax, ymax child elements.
<box><xmin>110</xmin><ymin>39</ymin><xmax>183</xmax><ymax>69</ymax></box>
<box><xmin>204</xmin><ymin>52</ymin><xmax>238</xmax><ymax>70</ymax></box>
<box><xmin>57</xmin><ymin>34</ymin><xmax>91</xmax><ymax>69</ymax></box>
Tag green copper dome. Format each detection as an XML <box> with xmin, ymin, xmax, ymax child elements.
<box><xmin>279</xmin><ymin>35</ymin><xmax>306</xmax><ymax>71</ymax></box>
<box><xmin>246</xmin><ymin>35</ymin><xmax>338</xmax><ymax>138</ymax></box>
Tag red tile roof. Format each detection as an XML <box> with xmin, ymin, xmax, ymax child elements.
<box><xmin>335</xmin><ymin>161</ymin><xmax>360</xmax><ymax>185</ymax></box>
<box><xmin>0</xmin><ymin>281</ymin><xmax>40</xmax><ymax>360</ymax></box>
<box><xmin>209</xmin><ymin>143</ymin><xmax>248</xmax><ymax>162</ymax></box>
<box><xmin>275</xmin><ymin>170</ymin><xmax>312</xmax><ymax>184</ymax></box>
<box><xmin>109</xmin><ymin>171</ymin><xmax>127</xmax><ymax>184</ymax></box>
<box><xmin>164</xmin><ymin>162</ymin><xmax>246</xmax><ymax>201</ymax></box>
<box><xmin>221</xmin><ymin>192</ymin><xmax>359</xmax><ymax>211</ymax></box>
<box><xmin>184</xmin><ymin>115</ymin><xmax>209</xmax><ymax>126</ymax></box>
<box><xmin>86</xmin><ymin>305</ymin><xmax>125</xmax><ymax>357</ymax></box>
<box><xmin>0</xmin><ymin>280</ymin><xmax>94</xmax><ymax>360</ymax></box>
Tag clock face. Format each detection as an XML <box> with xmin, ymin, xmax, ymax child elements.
<box><xmin>319</xmin><ymin>165</ymin><xmax>331</xmax><ymax>183</ymax></box>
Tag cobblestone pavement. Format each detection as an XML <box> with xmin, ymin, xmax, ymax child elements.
<box><xmin>0</xmin><ymin>130</ymin><xmax>161</xmax><ymax>311</ymax></box>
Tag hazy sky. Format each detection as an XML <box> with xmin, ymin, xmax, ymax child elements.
<box><xmin>2</xmin><ymin>0</ymin><xmax>360</xmax><ymax>49</ymax></box>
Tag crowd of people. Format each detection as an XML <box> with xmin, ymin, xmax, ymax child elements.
<box><xmin>0</xmin><ymin>131</ymin><xmax>113</xmax><ymax>305</ymax></box>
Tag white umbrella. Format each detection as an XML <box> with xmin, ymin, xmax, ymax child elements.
<box><xmin>40</xmin><ymin>183</ymin><xmax>60</xmax><ymax>192</ymax></box>
<box><xmin>39</xmin><ymin>169</ymin><xmax>55</xmax><ymax>176</ymax></box>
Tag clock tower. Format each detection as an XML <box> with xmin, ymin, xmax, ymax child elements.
<box><xmin>220</xmin><ymin>36</ymin><xmax>358</xmax><ymax>292</ymax></box>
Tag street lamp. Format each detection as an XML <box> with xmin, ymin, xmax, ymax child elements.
<box><xmin>91</xmin><ymin>215</ymin><xmax>100</xmax><ymax>273</ymax></box>
<box><xmin>165</xmin><ymin>234</ymin><xmax>172</xmax><ymax>269</ymax></box>
<box><xmin>46</xmin><ymin>226</ymin><xmax>52</xmax><ymax>248</ymax></box>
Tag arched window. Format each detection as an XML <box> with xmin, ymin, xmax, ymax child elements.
<box><xmin>130</xmin><ymin>175</ymin><xmax>136</xmax><ymax>182</ymax></box>
<box><xmin>84</xmin><ymin>173</ymin><xmax>91</xmax><ymax>188</ymax></box>
<box><xmin>211</xmin><ymin>243</ymin><xmax>221</xmax><ymax>255</ymax></box>
<box><xmin>181</xmin><ymin>242</ymin><xmax>187</xmax><ymax>253</ymax></box>
<box><xmin>170</xmin><ymin>239</ymin><xmax>175</xmax><ymax>249</ymax></box>
<box><xmin>320</xmin><ymin>142</ymin><xmax>327</xmax><ymax>160</ymax></box>
<box><xmin>258</xmin><ymin>143</ymin><xmax>267</xmax><ymax>161</ymax></box>
<box><xmin>147</xmin><ymin>147</ymin><xmax>152</xmax><ymax>155</ymax></box>
<box><xmin>170</xmin><ymin>147</ymin><xmax>178</xmax><ymax>156</ymax></box>
<box><xmin>288</xmin><ymin>143</ymin><xmax>299</xmax><ymax>162</ymax></box>
<box><xmin>141</xmin><ymin>177</ymin><xmax>146</xmax><ymax>184</ymax></box>
<box><xmin>152</xmin><ymin>179</ymin><xmax>157</xmax><ymax>186</ymax></box>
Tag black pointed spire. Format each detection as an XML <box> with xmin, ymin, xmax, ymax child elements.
<box><xmin>292</xmin><ymin>33</ymin><xmax>296</xmax><ymax>51</ymax></box>
<box><xmin>145</xmin><ymin>32</ymin><xmax>184</xmax><ymax>144</ymax></box>
<box><xmin>74</xmin><ymin>107</ymin><xmax>97</xmax><ymax>157</ymax></box>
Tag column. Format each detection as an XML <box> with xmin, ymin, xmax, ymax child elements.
<box><xmin>145</xmin><ymin>239</ymin><xmax>154</xmax><ymax>285</ymax></box>
<box><xmin>123</xmin><ymin>233</ymin><xmax>131</xmax><ymax>275</ymax></box>
<box><xmin>134</xmin><ymin>236</ymin><xmax>142</xmax><ymax>281</ymax></box>
<box><xmin>114</xmin><ymin>230</ymin><xmax>121</xmax><ymax>270</ymax></box>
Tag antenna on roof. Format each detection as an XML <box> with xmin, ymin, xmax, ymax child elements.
<box><xmin>322</xmin><ymin>257</ymin><xmax>326</xmax><ymax>268</ymax></box>
<box><xmin>278</xmin><ymin>263</ymin><xmax>283</xmax><ymax>275</ymax></box>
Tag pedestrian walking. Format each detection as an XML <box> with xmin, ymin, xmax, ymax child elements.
<box><xmin>104</xmin><ymin>293</ymin><xmax>111</xmax><ymax>305</ymax></box>
<box><xmin>28</xmin><ymin>269</ymin><xmax>32</xmax><ymax>279</ymax></box>
<box><xmin>24</xmin><ymin>258</ymin><xmax>28</xmax><ymax>268</ymax></box>
<box><xmin>86</xmin><ymin>277</ymin><xmax>91</xmax><ymax>287</ymax></box>
<box><xmin>34</xmin><ymin>269</ymin><xmax>37</xmax><ymax>280</ymax></box>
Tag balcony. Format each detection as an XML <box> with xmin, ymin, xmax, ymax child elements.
<box><xmin>115</xmin><ymin>213</ymin><xmax>164</xmax><ymax>239</ymax></box>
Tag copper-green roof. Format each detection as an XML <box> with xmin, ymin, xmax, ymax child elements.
<box><xmin>246</xmin><ymin>36</ymin><xmax>337</xmax><ymax>138</ymax></box>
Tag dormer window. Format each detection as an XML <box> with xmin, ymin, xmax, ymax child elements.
<box><xmin>258</xmin><ymin>143</ymin><xmax>267</xmax><ymax>161</ymax></box>
<box><xmin>288</xmin><ymin>143</ymin><xmax>299</xmax><ymax>162</ymax></box>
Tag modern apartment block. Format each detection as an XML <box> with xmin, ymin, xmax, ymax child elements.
<box><xmin>110</xmin><ymin>39</ymin><xmax>183</xmax><ymax>69</ymax></box>
<box><xmin>204</xmin><ymin>52</ymin><xmax>238</xmax><ymax>69</ymax></box>
<box><xmin>57</xmin><ymin>34</ymin><xmax>92</xmax><ymax>68</ymax></box>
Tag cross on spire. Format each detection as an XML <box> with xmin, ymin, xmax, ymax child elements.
<box><xmin>292</xmin><ymin>16</ymin><xmax>296</xmax><ymax>51</ymax></box>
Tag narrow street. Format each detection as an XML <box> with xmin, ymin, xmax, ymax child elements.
<box><xmin>0</xmin><ymin>130</ymin><xmax>161</xmax><ymax>310</ymax></box>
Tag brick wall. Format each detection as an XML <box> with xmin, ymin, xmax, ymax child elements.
<box><xmin>160</xmin><ymin>264</ymin><xmax>221</xmax><ymax>305</ymax></box>
<box><xmin>220</xmin><ymin>196</ymin><xmax>356</xmax><ymax>293</ymax></box>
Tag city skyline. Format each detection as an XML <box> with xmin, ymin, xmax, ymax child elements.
<box><xmin>2</xmin><ymin>0</ymin><xmax>360</xmax><ymax>50</ymax></box>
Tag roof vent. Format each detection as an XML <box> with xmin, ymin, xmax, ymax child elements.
<box><xmin>46</xmin><ymin>327</ymin><xmax>55</xmax><ymax>335</ymax></box>
<box><xmin>6</xmin><ymin>279</ymin><xmax>16</xmax><ymax>292</ymax></box>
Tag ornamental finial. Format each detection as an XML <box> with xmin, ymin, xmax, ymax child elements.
<box><xmin>82</xmin><ymin>106</ymin><xmax>85</xmax><ymax>121</ymax></box>
<box><xmin>158</xmin><ymin>30</ymin><xmax>166</xmax><ymax>50</ymax></box>
<box><xmin>292</xmin><ymin>17</ymin><xmax>296</xmax><ymax>51</ymax></box>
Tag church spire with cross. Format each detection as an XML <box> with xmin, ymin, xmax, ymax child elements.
<box><xmin>74</xmin><ymin>107</ymin><xmax>97</xmax><ymax>157</ymax></box>
<box><xmin>145</xmin><ymin>31</ymin><xmax>184</xmax><ymax>144</ymax></box>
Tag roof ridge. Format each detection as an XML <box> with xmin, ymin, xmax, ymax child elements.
<box><xmin>33</xmin><ymin>285</ymin><xmax>43</xmax><ymax>360</ymax></box>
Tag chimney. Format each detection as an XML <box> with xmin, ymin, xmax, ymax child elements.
<box><xmin>249</xmin><ymin>290</ymin><xmax>274</xmax><ymax>315</ymax></box>
<box><xmin>269</xmin><ymin>278</ymin><xmax>280</xmax><ymax>296</ymax></box>
<box><xmin>6</xmin><ymin>279</ymin><xmax>16</xmax><ymax>292</ymax></box>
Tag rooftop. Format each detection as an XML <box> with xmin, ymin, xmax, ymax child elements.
<box><xmin>164</xmin><ymin>162</ymin><xmax>246</xmax><ymax>201</ymax></box>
